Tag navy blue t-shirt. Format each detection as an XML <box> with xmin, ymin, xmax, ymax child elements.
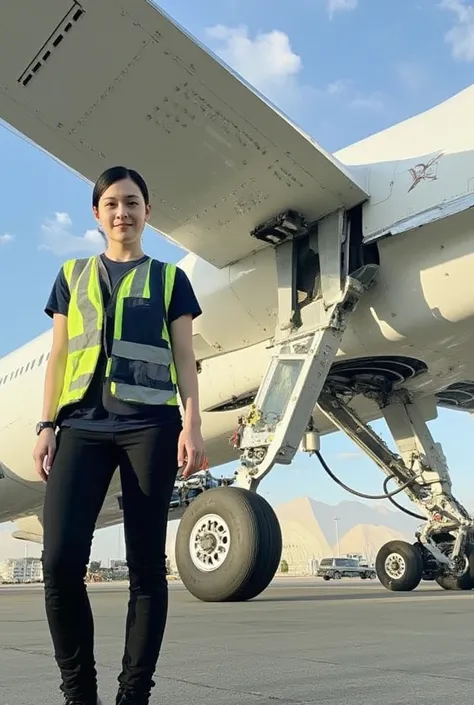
<box><xmin>45</xmin><ymin>253</ymin><xmax>202</xmax><ymax>432</ymax></box>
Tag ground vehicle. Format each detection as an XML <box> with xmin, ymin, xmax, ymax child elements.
<box><xmin>357</xmin><ymin>563</ymin><xmax>377</xmax><ymax>580</ymax></box>
<box><xmin>317</xmin><ymin>557</ymin><xmax>376</xmax><ymax>581</ymax></box>
<box><xmin>1</xmin><ymin>0</ymin><xmax>474</xmax><ymax>602</ymax></box>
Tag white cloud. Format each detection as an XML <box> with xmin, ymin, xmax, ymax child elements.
<box><xmin>0</xmin><ymin>233</ymin><xmax>14</xmax><ymax>245</ymax></box>
<box><xmin>204</xmin><ymin>24</ymin><xmax>381</xmax><ymax>125</ymax></box>
<box><xmin>335</xmin><ymin>451</ymin><xmax>362</xmax><ymax>461</ymax></box>
<box><xmin>39</xmin><ymin>212</ymin><xmax>104</xmax><ymax>257</ymax></box>
<box><xmin>440</xmin><ymin>0</ymin><xmax>474</xmax><ymax>62</ymax></box>
<box><xmin>350</xmin><ymin>92</ymin><xmax>384</xmax><ymax>111</ymax></box>
<box><xmin>323</xmin><ymin>78</ymin><xmax>384</xmax><ymax>111</ymax></box>
<box><xmin>205</xmin><ymin>24</ymin><xmax>302</xmax><ymax>101</ymax></box>
<box><xmin>393</xmin><ymin>60</ymin><xmax>428</xmax><ymax>92</ymax></box>
<box><xmin>326</xmin><ymin>79</ymin><xmax>347</xmax><ymax>95</ymax></box>
<box><xmin>327</xmin><ymin>0</ymin><xmax>358</xmax><ymax>20</ymax></box>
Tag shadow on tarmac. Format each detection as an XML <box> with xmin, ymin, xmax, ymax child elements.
<box><xmin>252</xmin><ymin>587</ymin><xmax>468</xmax><ymax>602</ymax></box>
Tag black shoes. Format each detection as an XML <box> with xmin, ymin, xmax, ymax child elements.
<box><xmin>61</xmin><ymin>681</ymin><xmax>155</xmax><ymax>704</ymax></box>
<box><xmin>115</xmin><ymin>679</ymin><xmax>155</xmax><ymax>705</ymax></box>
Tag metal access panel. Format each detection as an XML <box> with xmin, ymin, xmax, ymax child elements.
<box><xmin>0</xmin><ymin>0</ymin><xmax>369</xmax><ymax>268</ymax></box>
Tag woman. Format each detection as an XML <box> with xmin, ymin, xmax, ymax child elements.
<box><xmin>32</xmin><ymin>166</ymin><xmax>205</xmax><ymax>705</ymax></box>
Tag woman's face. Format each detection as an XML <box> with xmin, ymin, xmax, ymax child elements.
<box><xmin>93</xmin><ymin>177</ymin><xmax>150</xmax><ymax>246</ymax></box>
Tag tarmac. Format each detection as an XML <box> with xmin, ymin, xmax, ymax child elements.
<box><xmin>1</xmin><ymin>577</ymin><xmax>474</xmax><ymax>705</ymax></box>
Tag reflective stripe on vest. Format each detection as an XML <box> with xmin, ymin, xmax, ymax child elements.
<box><xmin>55</xmin><ymin>255</ymin><xmax>178</xmax><ymax>419</ymax></box>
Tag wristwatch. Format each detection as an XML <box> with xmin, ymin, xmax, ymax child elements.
<box><xmin>35</xmin><ymin>421</ymin><xmax>55</xmax><ymax>436</ymax></box>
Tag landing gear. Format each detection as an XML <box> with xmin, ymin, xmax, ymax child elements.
<box><xmin>375</xmin><ymin>540</ymin><xmax>423</xmax><ymax>592</ymax></box>
<box><xmin>175</xmin><ymin>486</ymin><xmax>282</xmax><ymax>601</ymax></box>
<box><xmin>318</xmin><ymin>387</ymin><xmax>474</xmax><ymax>593</ymax></box>
<box><xmin>175</xmin><ymin>206</ymin><xmax>474</xmax><ymax>602</ymax></box>
<box><xmin>177</xmin><ymin>206</ymin><xmax>377</xmax><ymax>602</ymax></box>
<box><xmin>433</xmin><ymin>536</ymin><xmax>474</xmax><ymax>591</ymax></box>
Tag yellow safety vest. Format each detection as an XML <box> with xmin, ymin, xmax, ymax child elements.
<box><xmin>55</xmin><ymin>255</ymin><xmax>178</xmax><ymax>420</ymax></box>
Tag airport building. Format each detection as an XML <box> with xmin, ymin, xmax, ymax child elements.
<box><xmin>0</xmin><ymin>556</ymin><xmax>43</xmax><ymax>583</ymax></box>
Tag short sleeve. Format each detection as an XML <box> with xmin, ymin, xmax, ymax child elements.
<box><xmin>45</xmin><ymin>267</ymin><xmax>70</xmax><ymax>318</ymax></box>
<box><xmin>167</xmin><ymin>266</ymin><xmax>202</xmax><ymax>324</ymax></box>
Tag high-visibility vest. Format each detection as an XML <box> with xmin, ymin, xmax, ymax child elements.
<box><xmin>55</xmin><ymin>255</ymin><xmax>178</xmax><ymax>419</ymax></box>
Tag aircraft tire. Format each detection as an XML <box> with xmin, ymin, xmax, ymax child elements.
<box><xmin>375</xmin><ymin>540</ymin><xmax>423</xmax><ymax>592</ymax></box>
<box><xmin>175</xmin><ymin>486</ymin><xmax>282</xmax><ymax>602</ymax></box>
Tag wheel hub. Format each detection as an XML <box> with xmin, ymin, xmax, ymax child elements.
<box><xmin>384</xmin><ymin>552</ymin><xmax>406</xmax><ymax>580</ymax></box>
<box><xmin>200</xmin><ymin>533</ymin><xmax>217</xmax><ymax>551</ymax></box>
<box><xmin>439</xmin><ymin>541</ymin><xmax>470</xmax><ymax>577</ymax></box>
<box><xmin>189</xmin><ymin>513</ymin><xmax>231</xmax><ymax>572</ymax></box>
<box><xmin>450</xmin><ymin>551</ymin><xmax>469</xmax><ymax>577</ymax></box>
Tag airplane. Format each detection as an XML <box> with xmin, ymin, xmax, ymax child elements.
<box><xmin>1</xmin><ymin>0</ymin><xmax>474</xmax><ymax>603</ymax></box>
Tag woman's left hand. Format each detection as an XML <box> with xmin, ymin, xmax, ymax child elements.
<box><xmin>178</xmin><ymin>425</ymin><xmax>207</xmax><ymax>478</ymax></box>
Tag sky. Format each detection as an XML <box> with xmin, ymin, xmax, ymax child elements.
<box><xmin>1</xmin><ymin>0</ymin><xmax>474</xmax><ymax>561</ymax></box>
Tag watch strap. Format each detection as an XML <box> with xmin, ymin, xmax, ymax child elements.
<box><xmin>36</xmin><ymin>421</ymin><xmax>55</xmax><ymax>435</ymax></box>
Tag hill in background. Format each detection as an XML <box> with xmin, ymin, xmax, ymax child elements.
<box><xmin>273</xmin><ymin>496</ymin><xmax>419</xmax><ymax>571</ymax></box>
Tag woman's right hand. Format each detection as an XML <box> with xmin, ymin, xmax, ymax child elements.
<box><xmin>32</xmin><ymin>429</ymin><xmax>56</xmax><ymax>482</ymax></box>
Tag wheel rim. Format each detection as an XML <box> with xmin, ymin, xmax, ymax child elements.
<box><xmin>384</xmin><ymin>552</ymin><xmax>406</xmax><ymax>580</ymax></box>
<box><xmin>189</xmin><ymin>513</ymin><xmax>231</xmax><ymax>572</ymax></box>
<box><xmin>440</xmin><ymin>542</ymin><xmax>470</xmax><ymax>578</ymax></box>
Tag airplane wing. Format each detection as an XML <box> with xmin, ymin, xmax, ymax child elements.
<box><xmin>0</xmin><ymin>0</ymin><xmax>369</xmax><ymax>268</ymax></box>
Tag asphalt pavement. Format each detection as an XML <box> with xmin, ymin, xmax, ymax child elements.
<box><xmin>1</xmin><ymin>577</ymin><xmax>473</xmax><ymax>705</ymax></box>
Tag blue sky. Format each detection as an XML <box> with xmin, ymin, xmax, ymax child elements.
<box><xmin>1</xmin><ymin>0</ymin><xmax>474</xmax><ymax>560</ymax></box>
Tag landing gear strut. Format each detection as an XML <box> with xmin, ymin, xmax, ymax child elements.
<box><xmin>177</xmin><ymin>207</ymin><xmax>376</xmax><ymax>601</ymax></box>
<box><xmin>317</xmin><ymin>387</ymin><xmax>474</xmax><ymax>592</ymax></box>
<box><xmin>175</xmin><ymin>207</ymin><xmax>474</xmax><ymax>601</ymax></box>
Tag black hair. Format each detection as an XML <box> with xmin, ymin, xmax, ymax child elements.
<box><xmin>92</xmin><ymin>166</ymin><xmax>150</xmax><ymax>208</ymax></box>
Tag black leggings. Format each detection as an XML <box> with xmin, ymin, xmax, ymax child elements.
<box><xmin>41</xmin><ymin>423</ymin><xmax>181</xmax><ymax>701</ymax></box>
